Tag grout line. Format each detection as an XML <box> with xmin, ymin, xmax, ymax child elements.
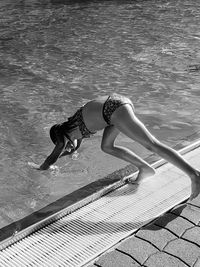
<box><xmin>192</xmin><ymin>257</ymin><xmax>200</xmax><ymax>267</ymax></box>
<box><xmin>135</xmin><ymin>235</ymin><xmax>161</xmax><ymax>251</ymax></box>
<box><xmin>169</xmin><ymin>211</ymin><xmax>197</xmax><ymax>226</ymax></box>
<box><xmin>163</xmin><ymin>251</ymin><xmax>191</xmax><ymax>267</ymax></box>
<box><xmin>187</xmin><ymin>203</ymin><xmax>200</xmax><ymax>210</ymax></box>
<box><xmin>115</xmin><ymin>248</ymin><xmax>142</xmax><ymax>266</ymax></box>
<box><xmin>143</xmin><ymin>251</ymin><xmax>161</xmax><ymax>266</ymax></box>
<box><xmin>154</xmin><ymin>223</ymin><xmax>179</xmax><ymax>238</ymax></box>
<box><xmin>181</xmin><ymin>236</ymin><xmax>200</xmax><ymax>249</ymax></box>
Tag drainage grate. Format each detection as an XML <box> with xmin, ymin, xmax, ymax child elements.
<box><xmin>0</xmin><ymin>142</ymin><xmax>200</xmax><ymax>267</ymax></box>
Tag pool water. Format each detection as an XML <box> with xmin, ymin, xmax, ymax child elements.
<box><xmin>0</xmin><ymin>0</ymin><xmax>200</xmax><ymax>228</ymax></box>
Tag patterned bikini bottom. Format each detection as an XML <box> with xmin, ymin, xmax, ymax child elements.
<box><xmin>102</xmin><ymin>93</ymin><xmax>134</xmax><ymax>125</ymax></box>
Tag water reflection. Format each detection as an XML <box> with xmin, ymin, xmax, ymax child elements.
<box><xmin>0</xmin><ymin>0</ymin><xmax>200</xmax><ymax>228</ymax></box>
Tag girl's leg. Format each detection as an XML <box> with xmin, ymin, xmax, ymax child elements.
<box><xmin>101</xmin><ymin>126</ymin><xmax>155</xmax><ymax>181</ymax></box>
<box><xmin>111</xmin><ymin>104</ymin><xmax>200</xmax><ymax>199</ymax></box>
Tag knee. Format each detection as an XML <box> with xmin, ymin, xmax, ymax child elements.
<box><xmin>101</xmin><ymin>143</ymin><xmax>114</xmax><ymax>154</ymax></box>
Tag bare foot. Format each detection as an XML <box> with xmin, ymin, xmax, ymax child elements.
<box><xmin>127</xmin><ymin>166</ymin><xmax>156</xmax><ymax>184</ymax></box>
<box><xmin>190</xmin><ymin>170</ymin><xmax>200</xmax><ymax>200</ymax></box>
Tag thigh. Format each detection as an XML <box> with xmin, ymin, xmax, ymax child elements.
<box><xmin>101</xmin><ymin>125</ymin><xmax>120</xmax><ymax>148</ymax></box>
<box><xmin>111</xmin><ymin>104</ymin><xmax>158</xmax><ymax>148</ymax></box>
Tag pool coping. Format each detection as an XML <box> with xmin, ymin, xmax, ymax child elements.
<box><xmin>0</xmin><ymin>131</ymin><xmax>200</xmax><ymax>250</ymax></box>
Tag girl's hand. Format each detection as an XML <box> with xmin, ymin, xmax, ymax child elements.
<box><xmin>28</xmin><ymin>162</ymin><xmax>50</xmax><ymax>170</ymax></box>
<box><xmin>28</xmin><ymin>162</ymin><xmax>59</xmax><ymax>172</ymax></box>
<box><xmin>28</xmin><ymin>162</ymin><xmax>41</xmax><ymax>170</ymax></box>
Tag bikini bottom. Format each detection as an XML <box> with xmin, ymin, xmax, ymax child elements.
<box><xmin>102</xmin><ymin>93</ymin><xmax>134</xmax><ymax>125</ymax></box>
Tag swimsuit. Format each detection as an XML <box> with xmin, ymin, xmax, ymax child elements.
<box><xmin>65</xmin><ymin>93</ymin><xmax>133</xmax><ymax>139</ymax></box>
<box><xmin>67</xmin><ymin>107</ymin><xmax>96</xmax><ymax>139</ymax></box>
<box><xmin>102</xmin><ymin>93</ymin><xmax>134</xmax><ymax>125</ymax></box>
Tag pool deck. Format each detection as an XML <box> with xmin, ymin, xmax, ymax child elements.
<box><xmin>87</xmin><ymin>145</ymin><xmax>200</xmax><ymax>267</ymax></box>
<box><xmin>86</xmin><ymin>143</ymin><xmax>200</xmax><ymax>267</ymax></box>
<box><xmin>88</xmin><ymin>196</ymin><xmax>200</xmax><ymax>267</ymax></box>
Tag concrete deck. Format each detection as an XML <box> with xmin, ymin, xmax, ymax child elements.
<box><xmin>88</xmin><ymin>196</ymin><xmax>200</xmax><ymax>267</ymax></box>
<box><xmin>88</xmin><ymin>144</ymin><xmax>200</xmax><ymax>267</ymax></box>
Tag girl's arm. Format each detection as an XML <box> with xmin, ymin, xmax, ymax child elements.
<box><xmin>39</xmin><ymin>138</ymin><xmax>82</xmax><ymax>169</ymax></box>
<box><xmin>59</xmin><ymin>138</ymin><xmax>82</xmax><ymax>158</ymax></box>
<box><xmin>39</xmin><ymin>143</ymin><xmax>65</xmax><ymax>170</ymax></box>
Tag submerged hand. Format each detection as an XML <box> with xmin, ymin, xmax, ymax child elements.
<box><xmin>28</xmin><ymin>162</ymin><xmax>50</xmax><ymax>170</ymax></box>
<box><xmin>28</xmin><ymin>162</ymin><xmax>59</xmax><ymax>172</ymax></box>
<box><xmin>28</xmin><ymin>162</ymin><xmax>41</xmax><ymax>170</ymax></box>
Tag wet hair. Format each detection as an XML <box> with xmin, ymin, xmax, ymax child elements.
<box><xmin>50</xmin><ymin>122</ymin><xmax>82</xmax><ymax>153</ymax></box>
<box><xmin>49</xmin><ymin>122</ymin><xmax>76</xmax><ymax>145</ymax></box>
<box><xmin>49</xmin><ymin>124</ymin><xmax>60</xmax><ymax>145</ymax></box>
<box><xmin>50</xmin><ymin>109</ymin><xmax>82</xmax><ymax>145</ymax></box>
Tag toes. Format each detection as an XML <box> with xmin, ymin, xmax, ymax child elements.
<box><xmin>125</xmin><ymin>178</ymin><xmax>138</xmax><ymax>184</ymax></box>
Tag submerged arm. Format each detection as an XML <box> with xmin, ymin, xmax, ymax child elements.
<box><xmin>39</xmin><ymin>143</ymin><xmax>65</xmax><ymax>170</ymax></box>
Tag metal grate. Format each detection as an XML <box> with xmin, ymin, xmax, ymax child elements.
<box><xmin>0</xmin><ymin>141</ymin><xmax>200</xmax><ymax>267</ymax></box>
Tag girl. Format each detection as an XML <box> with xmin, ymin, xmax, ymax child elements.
<box><xmin>31</xmin><ymin>93</ymin><xmax>200</xmax><ymax>200</ymax></box>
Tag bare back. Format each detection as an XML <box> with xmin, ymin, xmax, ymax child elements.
<box><xmin>82</xmin><ymin>95</ymin><xmax>109</xmax><ymax>132</ymax></box>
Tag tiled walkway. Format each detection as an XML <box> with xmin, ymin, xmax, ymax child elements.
<box><xmin>88</xmin><ymin>145</ymin><xmax>200</xmax><ymax>267</ymax></box>
<box><xmin>89</xmin><ymin>196</ymin><xmax>200</xmax><ymax>267</ymax></box>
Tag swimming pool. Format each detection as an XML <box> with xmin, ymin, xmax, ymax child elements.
<box><xmin>0</xmin><ymin>0</ymin><xmax>200</xmax><ymax>229</ymax></box>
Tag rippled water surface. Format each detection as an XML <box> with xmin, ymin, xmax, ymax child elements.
<box><xmin>1</xmin><ymin>0</ymin><xmax>200</xmax><ymax>228</ymax></box>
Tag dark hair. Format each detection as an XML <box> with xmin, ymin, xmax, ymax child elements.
<box><xmin>49</xmin><ymin>124</ymin><xmax>60</xmax><ymax>144</ymax></box>
<box><xmin>50</xmin><ymin>122</ymin><xmax>82</xmax><ymax>153</ymax></box>
<box><xmin>49</xmin><ymin>122</ymin><xmax>75</xmax><ymax>145</ymax></box>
